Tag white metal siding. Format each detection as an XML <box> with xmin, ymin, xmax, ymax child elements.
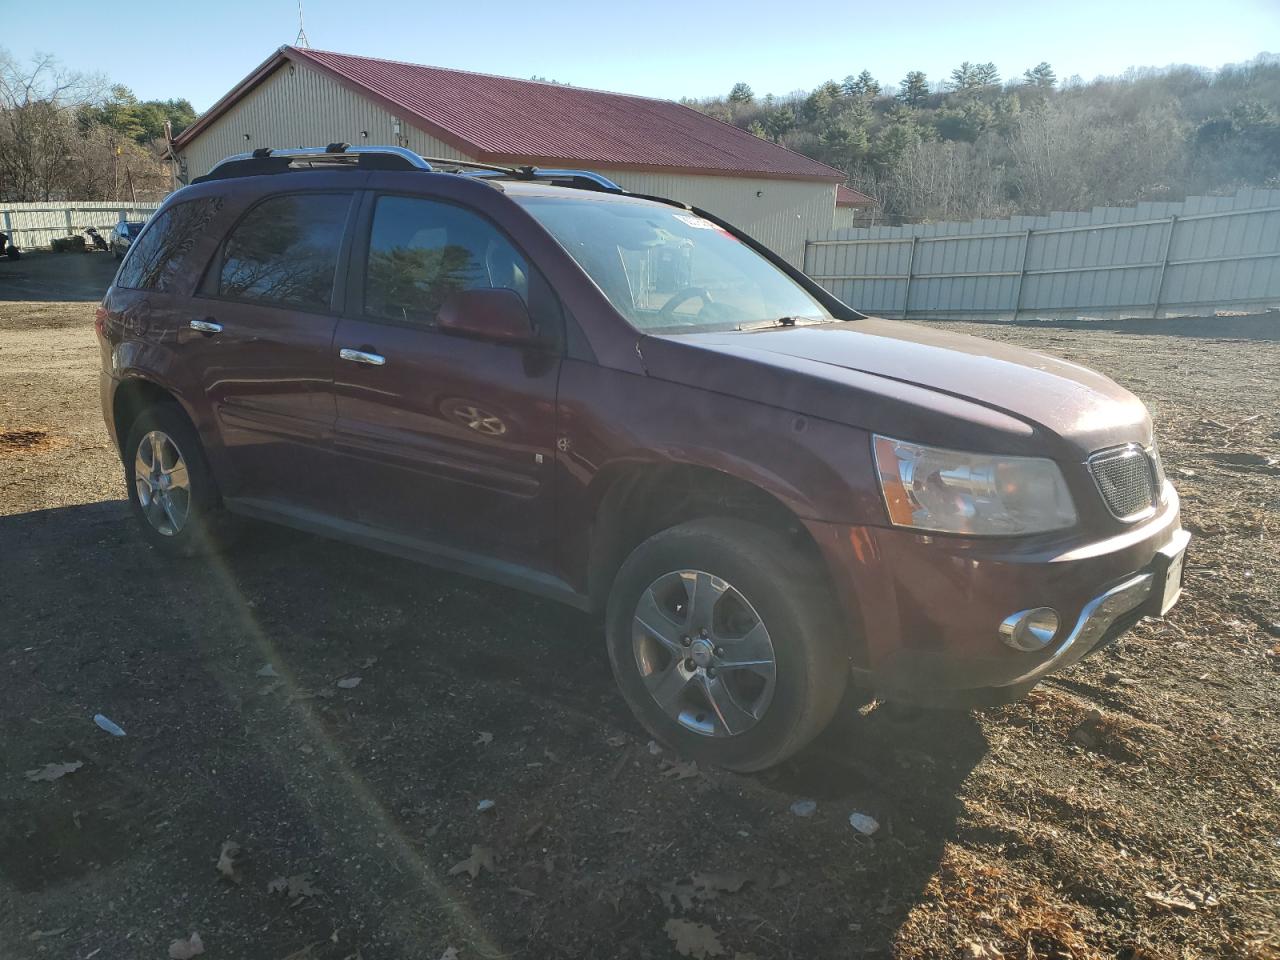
<box><xmin>606</xmin><ymin>172</ymin><xmax>836</xmax><ymax>267</ymax></box>
<box><xmin>0</xmin><ymin>201</ymin><xmax>161</xmax><ymax>249</ymax></box>
<box><xmin>178</xmin><ymin>63</ymin><xmax>838</xmax><ymax>266</ymax></box>
<box><xmin>179</xmin><ymin>62</ymin><xmax>470</xmax><ymax>182</ymax></box>
<box><xmin>805</xmin><ymin>187</ymin><xmax>1280</xmax><ymax>319</ymax></box>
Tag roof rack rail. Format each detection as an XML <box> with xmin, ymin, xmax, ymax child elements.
<box><xmin>194</xmin><ymin>145</ymin><xmax>433</xmax><ymax>183</ymax></box>
<box><xmin>419</xmin><ymin>157</ymin><xmax>622</xmax><ymax>193</ymax></box>
<box><xmin>193</xmin><ymin>144</ymin><xmax>621</xmax><ymax>194</ymax></box>
<box><xmin>520</xmin><ymin>168</ymin><xmax>623</xmax><ymax>193</ymax></box>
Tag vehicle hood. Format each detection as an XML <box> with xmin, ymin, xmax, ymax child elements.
<box><xmin>640</xmin><ymin>318</ymin><xmax>1152</xmax><ymax>458</ymax></box>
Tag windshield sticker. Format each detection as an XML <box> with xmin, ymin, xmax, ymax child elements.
<box><xmin>673</xmin><ymin>214</ymin><xmax>721</xmax><ymax>230</ymax></box>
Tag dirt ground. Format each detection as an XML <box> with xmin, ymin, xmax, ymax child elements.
<box><xmin>1</xmin><ymin>252</ymin><xmax>1277</xmax><ymax>960</ymax></box>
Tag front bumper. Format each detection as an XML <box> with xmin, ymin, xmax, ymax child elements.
<box><xmin>804</xmin><ymin>490</ymin><xmax>1188</xmax><ymax>706</ymax></box>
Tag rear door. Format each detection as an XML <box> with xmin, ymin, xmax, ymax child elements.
<box><xmin>184</xmin><ymin>187</ymin><xmax>358</xmax><ymax>512</ymax></box>
<box><xmin>330</xmin><ymin>191</ymin><xmax>562</xmax><ymax>569</ymax></box>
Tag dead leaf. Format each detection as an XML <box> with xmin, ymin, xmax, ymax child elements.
<box><xmin>24</xmin><ymin>761</ymin><xmax>83</xmax><ymax>782</ymax></box>
<box><xmin>507</xmin><ymin>885</ymin><xmax>536</xmax><ymax>897</ymax></box>
<box><xmin>168</xmin><ymin>932</ymin><xmax>204</xmax><ymax>959</ymax></box>
<box><xmin>256</xmin><ymin>663</ymin><xmax>278</xmax><ymax>677</ymax></box>
<box><xmin>359</xmin><ymin>656</ymin><xmax>378</xmax><ymax>669</ymax></box>
<box><xmin>665</xmin><ymin>919</ymin><xmax>725</xmax><ymax>958</ymax></box>
<box><xmin>267</xmin><ymin>874</ymin><xmax>321</xmax><ymax>902</ymax></box>
<box><xmin>965</xmin><ymin>941</ymin><xmax>1003</xmax><ymax>959</ymax></box>
<box><xmin>660</xmin><ymin>871</ymin><xmax>750</xmax><ymax>911</ymax></box>
<box><xmin>474</xmin><ymin>731</ymin><xmax>493</xmax><ymax>746</ymax></box>
<box><xmin>659</xmin><ymin>880</ymin><xmax>698</xmax><ymax>912</ymax></box>
<box><xmin>215</xmin><ymin>840</ymin><xmax>242</xmax><ymax>884</ymax></box>
<box><xmin>660</xmin><ymin>759</ymin><xmax>700</xmax><ymax>780</ymax></box>
<box><xmin>447</xmin><ymin>844</ymin><xmax>496</xmax><ymax>880</ymax></box>
<box><xmin>606</xmin><ymin>734</ymin><xmax>627</xmax><ymax>747</ymax></box>
<box><xmin>281</xmin><ymin>943</ymin><xmax>322</xmax><ymax>960</ymax></box>
<box><xmin>336</xmin><ymin>676</ymin><xmax>361</xmax><ymax>689</ymax></box>
<box><xmin>691</xmin><ymin>871</ymin><xmax>749</xmax><ymax>894</ymax></box>
<box><xmin>771</xmin><ymin>870</ymin><xmax>793</xmax><ymax>889</ymax></box>
<box><xmin>439</xmin><ymin>949</ymin><xmax>459</xmax><ymax>960</ymax></box>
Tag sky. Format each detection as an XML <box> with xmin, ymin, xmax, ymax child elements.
<box><xmin>3</xmin><ymin>0</ymin><xmax>1277</xmax><ymax>110</ymax></box>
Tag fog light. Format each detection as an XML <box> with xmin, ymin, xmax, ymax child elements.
<box><xmin>999</xmin><ymin>607</ymin><xmax>1060</xmax><ymax>651</ymax></box>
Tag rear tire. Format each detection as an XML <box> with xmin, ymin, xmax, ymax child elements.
<box><xmin>123</xmin><ymin>403</ymin><xmax>235</xmax><ymax>557</ymax></box>
<box><xmin>605</xmin><ymin>518</ymin><xmax>848</xmax><ymax>772</ymax></box>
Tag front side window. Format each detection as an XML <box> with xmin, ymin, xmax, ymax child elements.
<box><xmin>218</xmin><ymin>193</ymin><xmax>351</xmax><ymax>310</ymax></box>
<box><xmin>363</xmin><ymin>195</ymin><xmax>530</xmax><ymax>327</ymax></box>
<box><xmin>513</xmin><ymin>194</ymin><xmax>832</xmax><ymax>333</ymax></box>
<box><xmin>117</xmin><ymin>197</ymin><xmax>222</xmax><ymax>292</ymax></box>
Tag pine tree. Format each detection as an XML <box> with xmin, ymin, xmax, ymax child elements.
<box><xmin>763</xmin><ymin>105</ymin><xmax>796</xmax><ymax>142</ymax></box>
<box><xmin>973</xmin><ymin>62</ymin><xmax>1000</xmax><ymax>87</ymax></box>
<box><xmin>1022</xmin><ymin>62</ymin><xmax>1057</xmax><ymax>88</ymax></box>
<box><xmin>728</xmin><ymin>82</ymin><xmax>754</xmax><ymax>104</ymax></box>
<box><xmin>898</xmin><ymin>71</ymin><xmax>929</xmax><ymax>106</ymax></box>
<box><xmin>948</xmin><ymin>62</ymin><xmax>977</xmax><ymax>90</ymax></box>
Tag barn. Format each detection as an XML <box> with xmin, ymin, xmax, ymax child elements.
<box><xmin>833</xmin><ymin>184</ymin><xmax>879</xmax><ymax>229</ymax></box>
<box><xmin>171</xmin><ymin>46</ymin><xmax>846</xmax><ymax>266</ymax></box>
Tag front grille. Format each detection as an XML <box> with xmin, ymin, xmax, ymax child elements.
<box><xmin>1089</xmin><ymin>446</ymin><xmax>1157</xmax><ymax>520</ymax></box>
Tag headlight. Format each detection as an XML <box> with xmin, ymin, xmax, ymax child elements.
<box><xmin>873</xmin><ymin>435</ymin><xmax>1078</xmax><ymax>536</ymax></box>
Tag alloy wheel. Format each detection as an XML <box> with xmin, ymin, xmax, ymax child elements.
<box><xmin>631</xmin><ymin>569</ymin><xmax>778</xmax><ymax>737</ymax></box>
<box><xmin>134</xmin><ymin>430</ymin><xmax>191</xmax><ymax>537</ymax></box>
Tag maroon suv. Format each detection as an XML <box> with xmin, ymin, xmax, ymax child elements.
<box><xmin>97</xmin><ymin>145</ymin><xmax>1189</xmax><ymax>771</ymax></box>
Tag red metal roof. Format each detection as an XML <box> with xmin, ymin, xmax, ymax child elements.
<box><xmin>836</xmin><ymin>184</ymin><xmax>877</xmax><ymax>207</ymax></box>
<box><xmin>175</xmin><ymin>47</ymin><xmax>843</xmax><ymax>182</ymax></box>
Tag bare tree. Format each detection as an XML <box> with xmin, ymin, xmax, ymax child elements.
<box><xmin>0</xmin><ymin>50</ymin><xmax>169</xmax><ymax>204</ymax></box>
<box><xmin>882</xmin><ymin>138</ymin><xmax>1004</xmax><ymax>221</ymax></box>
<box><xmin>0</xmin><ymin>51</ymin><xmax>106</xmax><ymax>200</ymax></box>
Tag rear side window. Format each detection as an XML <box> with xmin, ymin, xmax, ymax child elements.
<box><xmin>363</xmin><ymin>195</ymin><xmax>531</xmax><ymax>327</ymax></box>
<box><xmin>218</xmin><ymin>193</ymin><xmax>351</xmax><ymax>310</ymax></box>
<box><xmin>117</xmin><ymin>197</ymin><xmax>222</xmax><ymax>292</ymax></box>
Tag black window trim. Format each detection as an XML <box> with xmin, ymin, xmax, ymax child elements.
<box><xmin>344</xmin><ymin>189</ymin><xmax>566</xmax><ymax>353</ymax></box>
<box><xmin>194</xmin><ymin>189</ymin><xmax>360</xmax><ymax>316</ymax></box>
<box><xmin>114</xmin><ymin>195</ymin><xmax>222</xmax><ymax>295</ymax></box>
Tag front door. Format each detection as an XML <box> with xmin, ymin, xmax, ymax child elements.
<box><xmin>331</xmin><ymin>193</ymin><xmax>561</xmax><ymax>570</ymax></box>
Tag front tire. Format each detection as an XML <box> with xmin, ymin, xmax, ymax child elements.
<box><xmin>123</xmin><ymin>403</ymin><xmax>232</xmax><ymax>557</ymax></box>
<box><xmin>605</xmin><ymin>518</ymin><xmax>848</xmax><ymax>772</ymax></box>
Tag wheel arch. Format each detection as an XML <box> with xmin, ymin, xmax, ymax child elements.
<box><xmin>585</xmin><ymin>460</ymin><xmax>832</xmax><ymax>615</ymax></box>
<box><xmin>111</xmin><ymin>377</ymin><xmax>199</xmax><ymax>459</ymax></box>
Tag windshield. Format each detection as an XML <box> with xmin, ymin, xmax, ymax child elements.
<box><xmin>514</xmin><ymin>195</ymin><xmax>832</xmax><ymax>333</ymax></box>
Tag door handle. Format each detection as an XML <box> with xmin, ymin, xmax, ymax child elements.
<box><xmin>189</xmin><ymin>319</ymin><xmax>222</xmax><ymax>334</ymax></box>
<box><xmin>339</xmin><ymin>348</ymin><xmax>386</xmax><ymax>366</ymax></box>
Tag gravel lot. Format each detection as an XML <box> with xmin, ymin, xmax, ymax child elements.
<box><xmin>2</xmin><ymin>252</ymin><xmax>1277</xmax><ymax>959</ymax></box>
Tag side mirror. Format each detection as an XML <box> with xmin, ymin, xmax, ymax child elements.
<box><xmin>437</xmin><ymin>288</ymin><xmax>536</xmax><ymax>346</ymax></box>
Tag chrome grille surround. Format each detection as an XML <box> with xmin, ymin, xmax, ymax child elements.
<box><xmin>1088</xmin><ymin>444</ymin><xmax>1158</xmax><ymax>521</ymax></box>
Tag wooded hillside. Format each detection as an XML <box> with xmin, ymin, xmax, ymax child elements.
<box><xmin>0</xmin><ymin>51</ymin><xmax>194</xmax><ymax>203</ymax></box>
<box><xmin>692</xmin><ymin>55</ymin><xmax>1280</xmax><ymax>222</ymax></box>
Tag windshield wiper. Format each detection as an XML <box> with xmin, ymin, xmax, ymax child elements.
<box><xmin>736</xmin><ymin>316</ymin><xmax>827</xmax><ymax>331</ymax></box>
